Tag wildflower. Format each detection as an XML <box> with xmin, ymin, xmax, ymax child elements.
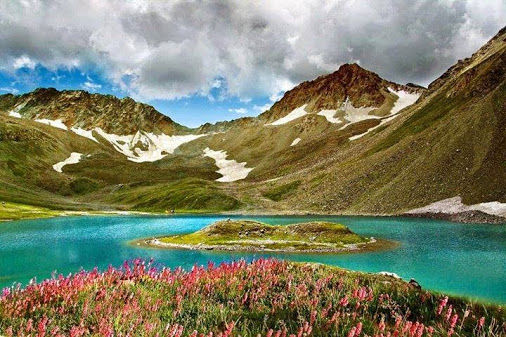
<box><xmin>437</xmin><ymin>296</ymin><xmax>448</xmax><ymax>315</ymax></box>
<box><xmin>450</xmin><ymin>314</ymin><xmax>458</xmax><ymax>328</ymax></box>
<box><xmin>378</xmin><ymin>318</ymin><xmax>386</xmax><ymax>332</ymax></box>
<box><xmin>478</xmin><ymin>317</ymin><xmax>485</xmax><ymax>329</ymax></box>
<box><xmin>356</xmin><ymin>322</ymin><xmax>363</xmax><ymax>336</ymax></box>
<box><xmin>445</xmin><ymin>305</ymin><xmax>453</xmax><ymax>322</ymax></box>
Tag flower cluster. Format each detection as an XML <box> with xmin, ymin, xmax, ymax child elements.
<box><xmin>0</xmin><ymin>259</ymin><xmax>504</xmax><ymax>336</ymax></box>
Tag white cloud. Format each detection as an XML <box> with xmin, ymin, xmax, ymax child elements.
<box><xmin>0</xmin><ymin>0</ymin><xmax>504</xmax><ymax>101</ymax></box>
<box><xmin>12</xmin><ymin>55</ymin><xmax>37</xmax><ymax>70</ymax></box>
<box><xmin>0</xmin><ymin>87</ymin><xmax>19</xmax><ymax>94</ymax></box>
<box><xmin>253</xmin><ymin>103</ymin><xmax>272</xmax><ymax>113</ymax></box>
<box><xmin>82</xmin><ymin>81</ymin><xmax>101</xmax><ymax>90</ymax></box>
<box><xmin>229</xmin><ymin>108</ymin><xmax>248</xmax><ymax>114</ymax></box>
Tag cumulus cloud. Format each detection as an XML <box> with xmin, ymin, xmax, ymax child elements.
<box><xmin>12</xmin><ymin>55</ymin><xmax>37</xmax><ymax>70</ymax></box>
<box><xmin>0</xmin><ymin>0</ymin><xmax>504</xmax><ymax>101</ymax></box>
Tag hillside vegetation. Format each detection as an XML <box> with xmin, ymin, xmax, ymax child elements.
<box><xmin>1</xmin><ymin>259</ymin><xmax>504</xmax><ymax>336</ymax></box>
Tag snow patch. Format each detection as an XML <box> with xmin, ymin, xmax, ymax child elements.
<box><xmin>338</xmin><ymin>98</ymin><xmax>376</xmax><ymax>129</ymax></box>
<box><xmin>407</xmin><ymin>196</ymin><xmax>506</xmax><ymax>217</ymax></box>
<box><xmin>388</xmin><ymin>88</ymin><xmax>420</xmax><ymax>115</ymax></box>
<box><xmin>71</xmin><ymin>127</ymin><xmax>98</xmax><ymax>143</ymax></box>
<box><xmin>95</xmin><ymin>128</ymin><xmax>206</xmax><ymax>163</ymax></box>
<box><xmin>53</xmin><ymin>152</ymin><xmax>83</xmax><ymax>173</ymax></box>
<box><xmin>267</xmin><ymin>104</ymin><xmax>308</xmax><ymax>126</ymax></box>
<box><xmin>203</xmin><ymin>148</ymin><xmax>253</xmax><ymax>182</ymax></box>
<box><xmin>290</xmin><ymin>138</ymin><xmax>301</xmax><ymax>146</ymax></box>
<box><xmin>7</xmin><ymin>102</ymin><xmax>27</xmax><ymax>118</ymax></box>
<box><xmin>317</xmin><ymin>109</ymin><xmax>342</xmax><ymax>124</ymax></box>
<box><xmin>8</xmin><ymin>110</ymin><xmax>22</xmax><ymax>118</ymax></box>
<box><xmin>349</xmin><ymin>114</ymin><xmax>398</xmax><ymax>141</ymax></box>
<box><xmin>35</xmin><ymin>118</ymin><xmax>68</xmax><ymax>130</ymax></box>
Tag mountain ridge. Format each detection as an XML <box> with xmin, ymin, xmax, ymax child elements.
<box><xmin>0</xmin><ymin>87</ymin><xmax>189</xmax><ymax>135</ymax></box>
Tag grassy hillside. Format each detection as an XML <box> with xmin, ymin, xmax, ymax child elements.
<box><xmin>104</xmin><ymin>178</ymin><xmax>242</xmax><ymax>213</ymax></box>
<box><xmin>1</xmin><ymin>259</ymin><xmax>504</xmax><ymax>336</ymax></box>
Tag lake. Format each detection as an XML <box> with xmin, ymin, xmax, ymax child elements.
<box><xmin>0</xmin><ymin>215</ymin><xmax>505</xmax><ymax>303</ymax></box>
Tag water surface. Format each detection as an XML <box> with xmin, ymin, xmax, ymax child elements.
<box><xmin>0</xmin><ymin>215</ymin><xmax>504</xmax><ymax>303</ymax></box>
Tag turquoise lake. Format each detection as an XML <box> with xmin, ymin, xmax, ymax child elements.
<box><xmin>0</xmin><ymin>215</ymin><xmax>505</xmax><ymax>303</ymax></box>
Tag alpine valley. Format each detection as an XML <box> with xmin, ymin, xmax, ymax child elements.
<box><xmin>1</xmin><ymin>27</ymin><xmax>505</xmax><ymax>223</ymax></box>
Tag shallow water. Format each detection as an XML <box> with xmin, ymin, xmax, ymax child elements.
<box><xmin>0</xmin><ymin>215</ymin><xmax>505</xmax><ymax>303</ymax></box>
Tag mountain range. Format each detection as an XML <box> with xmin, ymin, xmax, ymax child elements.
<box><xmin>1</xmin><ymin>26</ymin><xmax>504</xmax><ymax>221</ymax></box>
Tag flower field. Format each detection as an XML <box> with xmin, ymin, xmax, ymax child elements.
<box><xmin>0</xmin><ymin>259</ymin><xmax>504</xmax><ymax>336</ymax></box>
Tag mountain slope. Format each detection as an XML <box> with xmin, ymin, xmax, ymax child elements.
<box><xmin>260</xmin><ymin>63</ymin><xmax>423</xmax><ymax>124</ymax></box>
<box><xmin>0</xmin><ymin>88</ymin><xmax>187</xmax><ymax>135</ymax></box>
<box><xmin>0</xmin><ymin>89</ymin><xmax>212</xmax><ymax>163</ymax></box>
<box><xmin>254</xmin><ymin>26</ymin><xmax>506</xmax><ymax>215</ymax></box>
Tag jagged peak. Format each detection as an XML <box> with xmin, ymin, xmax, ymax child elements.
<box><xmin>0</xmin><ymin>87</ymin><xmax>189</xmax><ymax>135</ymax></box>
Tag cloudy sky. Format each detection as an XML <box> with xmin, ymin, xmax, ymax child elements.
<box><xmin>0</xmin><ymin>0</ymin><xmax>504</xmax><ymax>127</ymax></box>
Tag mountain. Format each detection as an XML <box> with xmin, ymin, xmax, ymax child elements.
<box><xmin>0</xmin><ymin>88</ymin><xmax>188</xmax><ymax>135</ymax></box>
<box><xmin>255</xmin><ymin>25</ymin><xmax>506</xmax><ymax>216</ymax></box>
<box><xmin>0</xmin><ymin>26</ymin><xmax>504</xmax><ymax>220</ymax></box>
<box><xmin>260</xmin><ymin>63</ymin><xmax>423</xmax><ymax>124</ymax></box>
<box><xmin>0</xmin><ymin>88</ymin><xmax>210</xmax><ymax>164</ymax></box>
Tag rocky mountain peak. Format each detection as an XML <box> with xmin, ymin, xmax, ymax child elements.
<box><xmin>0</xmin><ymin>88</ymin><xmax>188</xmax><ymax>135</ymax></box>
<box><xmin>260</xmin><ymin>63</ymin><xmax>424</xmax><ymax>124</ymax></box>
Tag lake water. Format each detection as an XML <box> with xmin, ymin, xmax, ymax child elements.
<box><xmin>0</xmin><ymin>215</ymin><xmax>505</xmax><ymax>304</ymax></box>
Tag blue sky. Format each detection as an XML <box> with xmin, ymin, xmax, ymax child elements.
<box><xmin>1</xmin><ymin>1</ymin><xmax>504</xmax><ymax>128</ymax></box>
<box><xmin>0</xmin><ymin>65</ymin><xmax>273</xmax><ymax>128</ymax></box>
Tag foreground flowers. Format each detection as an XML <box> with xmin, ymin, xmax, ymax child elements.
<box><xmin>0</xmin><ymin>259</ymin><xmax>504</xmax><ymax>336</ymax></box>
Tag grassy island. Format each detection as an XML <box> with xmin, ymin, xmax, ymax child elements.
<box><xmin>140</xmin><ymin>219</ymin><xmax>390</xmax><ymax>253</ymax></box>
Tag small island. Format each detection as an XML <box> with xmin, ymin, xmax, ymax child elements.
<box><xmin>137</xmin><ymin>219</ymin><xmax>392</xmax><ymax>253</ymax></box>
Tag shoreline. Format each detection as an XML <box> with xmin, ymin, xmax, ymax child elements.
<box><xmin>132</xmin><ymin>236</ymin><xmax>398</xmax><ymax>254</ymax></box>
<box><xmin>2</xmin><ymin>203</ymin><xmax>504</xmax><ymax>225</ymax></box>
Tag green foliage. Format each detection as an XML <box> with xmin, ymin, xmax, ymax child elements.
<box><xmin>108</xmin><ymin>178</ymin><xmax>242</xmax><ymax>212</ymax></box>
<box><xmin>0</xmin><ymin>201</ymin><xmax>61</xmax><ymax>221</ymax></box>
<box><xmin>0</xmin><ymin>259</ymin><xmax>504</xmax><ymax>336</ymax></box>
<box><xmin>263</xmin><ymin>180</ymin><xmax>301</xmax><ymax>201</ymax></box>
<box><xmin>157</xmin><ymin>220</ymin><xmax>369</xmax><ymax>251</ymax></box>
<box><xmin>69</xmin><ymin>178</ymin><xmax>99</xmax><ymax>195</ymax></box>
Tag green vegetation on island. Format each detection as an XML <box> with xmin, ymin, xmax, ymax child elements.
<box><xmin>141</xmin><ymin>220</ymin><xmax>388</xmax><ymax>252</ymax></box>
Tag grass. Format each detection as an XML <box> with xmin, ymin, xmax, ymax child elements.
<box><xmin>0</xmin><ymin>201</ymin><xmax>61</xmax><ymax>221</ymax></box>
<box><xmin>0</xmin><ymin>259</ymin><xmax>504</xmax><ymax>336</ymax></box>
<box><xmin>106</xmin><ymin>178</ymin><xmax>242</xmax><ymax>213</ymax></box>
<box><xmin>263</xmin><ymin>181</ymin><xmax>301</xmax><ymax>201</ymax></box>
<box><xmin>155</xmin><ymin>220</ymin><xmax>370</xmax><ymax>252</ymax></box>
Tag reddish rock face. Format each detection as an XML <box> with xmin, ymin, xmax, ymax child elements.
<box><xmin>260</xmin><ymin>63</ymin><xmax>424</xmax><ymax>123</ymax></box>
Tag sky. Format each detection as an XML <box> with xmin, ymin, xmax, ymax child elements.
<box><xmin>0</xmin><ymin>0</ymin><xmax>504</xmax><ymax>127</ymax></box>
